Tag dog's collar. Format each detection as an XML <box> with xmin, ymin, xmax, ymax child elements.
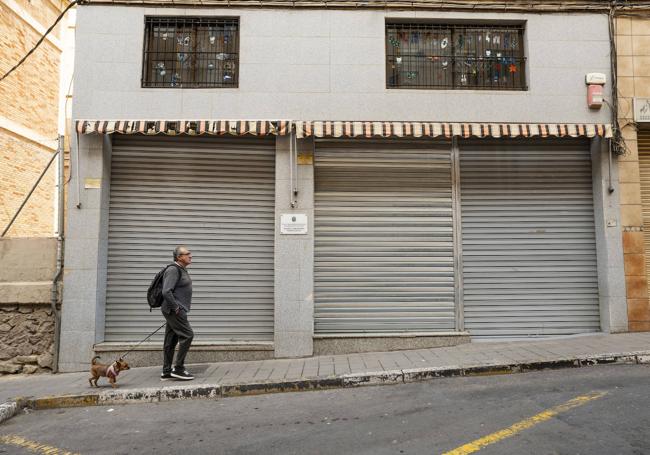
<box><xmin>107</xmin><ymin>363</ymin><xmax>119</xmax><ymax>379</ymax></box>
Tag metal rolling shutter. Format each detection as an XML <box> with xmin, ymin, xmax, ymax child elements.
<box><xmin>105</xmin><ymin>135</ymin><xmax>275</xmax><ymax>342</ymax></box>
<box><xmin>460</xmin><ymin>140</ymin><xmax>600</xmax><ymax>338</ymax></box>
<box><xmin>314</xmin><ymin>140</ymin><xmax>455</xmax><ymax>334</ymax></box>
<box><xmin>639</xmin><ymin>129</ymin><xmax>650</xmax><ymax>298</ymax></box>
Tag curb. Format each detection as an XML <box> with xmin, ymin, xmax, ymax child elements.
<box><xmin>2</xmin><ymin>351</ymin><xmax>649</xmax><ymax>425</ymax></box>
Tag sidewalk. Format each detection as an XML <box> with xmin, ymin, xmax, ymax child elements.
<box><xmin>2</xmin><ymin>332</ymin><xmax>650</xmax><ymax>423</ymax></box>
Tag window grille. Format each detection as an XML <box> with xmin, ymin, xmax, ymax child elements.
<box><xmin>142</xmin><ymin>17</ymin><xmax>239</xmax><ymax>88</ymax></box>
<box><xmin>386</xmin><ymin>23</ymin><xmax>527</xmax><ymax>90</ymax></box>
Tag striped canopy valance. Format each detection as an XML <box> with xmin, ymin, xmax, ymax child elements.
<box><xmin>75</xmin><ymin>120</ymin><xmax>290</xmax><ymax>136</ymax></box>
<box><xmin>76</xmin><ymin>120</ymin><xmax>612</xmax><ymax>139</ymax></box>
<box><xmin>296</xmin><ymin>121</ymin><xmax>613</xmax><ymax>139</ymax></box>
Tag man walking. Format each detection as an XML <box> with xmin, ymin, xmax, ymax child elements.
<box><xmin>160</xmin><ymin>245</ymin><xmax>195</xmax><ymax>381</ymax></box>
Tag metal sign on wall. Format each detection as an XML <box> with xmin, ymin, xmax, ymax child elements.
<box><xmin>634</xmin><ymin>98</ymin><xmax>650</xmax><ymax>123</ymax></box>
<box><xmin>280</xmin><ymin>214</ymin><xmax>308</xmax><ymax>235</ymax></box>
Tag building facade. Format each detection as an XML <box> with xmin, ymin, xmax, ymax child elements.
<box><xmin>60</xmin><ymin>1</ymin><xmax>628</xmax><ymax>372</ymax></box>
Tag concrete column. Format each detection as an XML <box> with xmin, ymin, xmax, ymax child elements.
<box><xmin>592</xmin><ymin>137</ymin><xmax>628</xmax><ymax>333</ymax></box>
<box><xmin>59</xmin><ymin>134</ymin><xmax>112</xmax><ymax>372</ymax></box>
<box><xmin>274</xmin><ymin>135</ymin><xmax>314</xmax><ymax>357</ymax></box>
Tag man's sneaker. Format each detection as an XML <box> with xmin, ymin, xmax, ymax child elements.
<box><xmin>171</xmin><ymin>369</ymin><xmax>194</xmax><ymax>380</ymax></box>
<box><xmin>160</xmin><ymin>372</ymin><xmax>173</xmax><ymax>381</ymax></box>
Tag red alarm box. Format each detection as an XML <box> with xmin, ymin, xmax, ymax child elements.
<box><xmin>588</xmin><ymin>84</ymin><xmax>603</xmax><ymax>109</ymax></box>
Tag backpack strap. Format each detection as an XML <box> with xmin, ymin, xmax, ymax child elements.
<box><xmin>165</xmin><ymin>263</ymin><xmax>184</xmax><ymax>288</ymax></box>
<box><xmin>162</xmin><ymin>263</ymin><xmax>185</xmax><ymax>310</ymax></box>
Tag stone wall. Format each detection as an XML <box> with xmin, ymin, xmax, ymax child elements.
<box><xmin>0</xmin><ymin>305</ymin><xmax>54</xmax><ymax>374</ymax></box>
<box><xmin>0</xmin><ymin>237</ymin><xmax>58</xmax><ymax>375</ymax></box>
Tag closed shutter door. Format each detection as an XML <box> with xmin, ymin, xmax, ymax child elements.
<box><xmin>639</xmin><ymin>129</ymin><xmax>650</xmax><ymax>298</ymax></box>
<box><xmin>105</xmin><ymin>135</ymin><xmax>275</xmax><ymax>342</ymax></box>
<box><xmin>460</xmin><ymin>140</ymin><xmax>600</xmax><ymax>338</ymax></box>
<box><xmin>314</xmin><ymin>140</ymin><xmax>455</xmax><ymax>334</ymax></box>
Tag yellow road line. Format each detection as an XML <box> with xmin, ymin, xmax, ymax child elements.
<box><xmin>0</xmin><ymin>434</ymin><xmax>80</xmax><ymax>455</ymax></box>
<box><xmin>442</xmin><ymin>391</ymin><xmax>608</xmax><ymax>455</ymax></box>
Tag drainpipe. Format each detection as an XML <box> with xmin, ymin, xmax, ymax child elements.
<box><xmin>50</xmin><ymin>135</ymin><xmax>65</xmax><ymax>373</ymax></box>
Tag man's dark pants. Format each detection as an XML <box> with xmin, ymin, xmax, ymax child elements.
<box><xmin>162</xmin><ymin>310</ymin><xmax>194</xmax><ymax>374</ymax></box>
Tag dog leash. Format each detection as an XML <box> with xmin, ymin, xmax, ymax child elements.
<box><xmin>120</xmin><ymin>322</ymin><xmax>167</xmax><ymax>359</ymax></box>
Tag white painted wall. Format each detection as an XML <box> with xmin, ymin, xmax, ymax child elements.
<box><xmin>73</xmin><ymin>6</ymin><xmax>611</xmax><ymax>124</ymax></box>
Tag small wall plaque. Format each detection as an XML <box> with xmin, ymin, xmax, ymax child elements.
<box><xmin>281</xmin><ymin>214</ymin><xmax>308</xmax><ymax>235</ymax></box>
<box><xmin>634</xmin><ymin>98</ymin><xmax>650</xmax><ymax>123</ymax></box>
<box><xmin>297</xmin><ymin>152</ymin><xmax>313</xmax><ymax>165</ymax></box>
<box><xmin>84</xmin><ymin>178</ymin><xmax>101</xmax><ymax>189</ymax></box>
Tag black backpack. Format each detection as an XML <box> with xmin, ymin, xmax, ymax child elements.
<box><xmin>146</xmin><ymin>264</ymin><xmax>181</xmax><ymax>312</ymax></box>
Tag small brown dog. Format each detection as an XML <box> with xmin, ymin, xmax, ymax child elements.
<box><xmin>89</xmin><ymin>356</ymin><xmax>130</xmax><ymax>388</ymax></box>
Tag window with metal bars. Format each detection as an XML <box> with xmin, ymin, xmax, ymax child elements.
<box><xmin>142</xmin><ymin>17</ymin><xmax>239</xmax><ymax>88</ymax></box>
<box><xmin>386</xmin><ymin>23</ymin><xmax>527</xmax><ymax>90</ymax></box>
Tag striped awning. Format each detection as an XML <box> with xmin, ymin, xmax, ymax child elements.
<box><xmin>296</xmin><ymin>121</ymin><xmax>613</xmax><ymax>139</ymax></box>
<box><xmin>75</xmin><ymin>120</ymin><xmax>290</xmax><ymax>136</ymax></box>
<box><xmin>75</xmin><ymin>120</ymin><xmax>612</xmax><ymax>139</ymax></box>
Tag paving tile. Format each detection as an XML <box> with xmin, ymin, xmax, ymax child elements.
<box><xmin>286</xmin><ymin>364</ymin><xmax>305</xmax><ymax>378</ymax></box>
<box><xmin>302</xmin><ymin>368</ymin><xmax>320</xmax><ymax>378</ymax></box>
<box><xmin>332</xmin><ymin>365</ymin><xmax>347</xmax><ymax>375</ymax></box>
<box><xmin>377</xmin><ymin>356</ymin><xmax>400</xmax><ymax>370</ymax></box>
<box><xmin>268</xmin><ymin>367</ymin><xmax>290</xmax><ymax>381</ymax></box>
<box><xmin>317</xmin><ymin>364</ymin><xmax>334</xmax><ymax>377</ymax></box>
<box><xmin>252</xmin><ymin>369</ymin><xmax>273</xmax><ymax>381</ymax></box>
<box><xmin>415</xmin><ymin>350</ymin><xmax>439</xmax><ymax>362</ymax></box>
<box><xmin>359</xmin><ymin>356</ymin><xmax>383</xmax><ymax>371</ymax></box>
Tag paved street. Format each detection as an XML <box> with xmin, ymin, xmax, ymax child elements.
<box><xmin>1</xmin><ymin>364</ymin><xmax>649</xmax><ymax>455</ymax></box>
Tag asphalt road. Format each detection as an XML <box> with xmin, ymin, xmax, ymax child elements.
<box><xmin>1</xmin><ymin>364</ymin><xmax>649</xmax><ymax>455</ymax></box>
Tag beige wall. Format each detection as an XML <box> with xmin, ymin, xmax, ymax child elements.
<box><xmin>617</xmin><ymin>16</ymin><xmax>650</xmax><ymax>331</ymax></box>
<box><xmin>0</xmin><ymin>131</ymin><xmax>56</xmax><ymax>236</ymax></box>
<box><xmin>0</xmin><ymin>1</ymin><xmax>66</xmax><ymax>237</ymax></box>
